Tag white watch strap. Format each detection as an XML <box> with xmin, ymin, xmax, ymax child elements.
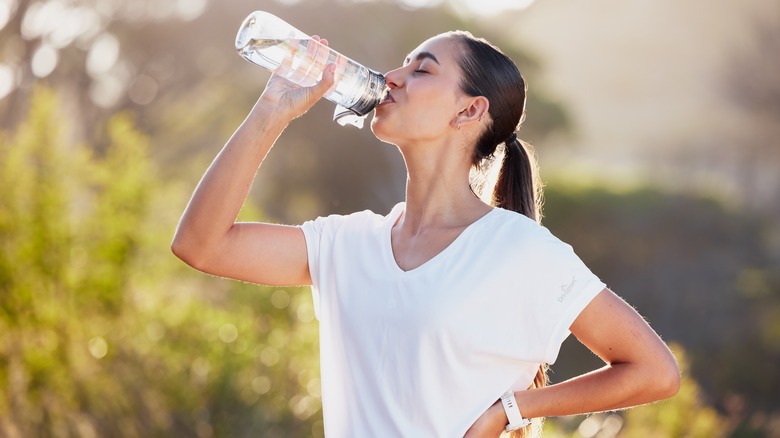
<box><xmin>500</xmin><ymin>391</ymin><xmax>531</xmax><ymax>432</ymax></box>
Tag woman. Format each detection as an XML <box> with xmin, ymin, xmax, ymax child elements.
<box><xmin>172</xmin><ymin>31</ymin><xmax>680</xmax><ymax>437</ymax></box>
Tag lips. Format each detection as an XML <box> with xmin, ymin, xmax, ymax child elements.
<box><xmin>377</xmin><ymin>89</ymin><xmax>395</xmax><ymax>106</ymax></box>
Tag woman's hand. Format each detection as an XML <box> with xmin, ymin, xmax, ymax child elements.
<box><xmin>255</xmin><ymin>36</ymin><xmax>338</xmax><ymax>121</ymax></box>
<box><xmin>464</xmin><ymin>400</ymin><xmax>506</xmax><ymax>438</ymax></box>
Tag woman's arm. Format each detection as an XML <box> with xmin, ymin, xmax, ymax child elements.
<box><xmin>519</xmin><ymin>288</ymin><xmax>679</xmax><ymax>414</ymax></box>
<box><xmin>171</xmin><ymin>39</ymin><xmax>337</xmax><ymax>286</ymax></box>
<box><xmin>466</xmin><ymin>288</ymin><xmax>680</xmax><ymax>436</ymax></box>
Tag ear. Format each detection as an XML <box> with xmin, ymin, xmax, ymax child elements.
<box><xmin>453</xmin><ymin>96</ymin><xmax>490</xmax><ymax>129</ymax></box>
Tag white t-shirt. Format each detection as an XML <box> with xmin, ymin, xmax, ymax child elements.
<box><xmin>301</xmin><ymin>202</ymin><xmax>605</xmax><ymax>437</ymax></box>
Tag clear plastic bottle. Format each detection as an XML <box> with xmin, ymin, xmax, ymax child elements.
<box><xmin>235</xmin><ymin>11</ymin><xmax>386</xmax><ymax>128</ymax></box>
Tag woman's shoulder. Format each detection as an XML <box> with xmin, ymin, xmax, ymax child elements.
<box><xmin>488</xmin><ymin>207</ymin><xmax>546</xmax><ymax>233</ymax></box>
<box><xmin>486</xmin><ymin>207</ymin><xmax>564</xmax><ymax>247</ymax></box>
<box><xmin>304</xmin><ymin>202</ymin><xmax>402</xmax><ymax>231</ymax></box>
<box><xmin>481</xmin><ymin>209</ymin><xmax>591</xmax><ymax>275</ymax></box>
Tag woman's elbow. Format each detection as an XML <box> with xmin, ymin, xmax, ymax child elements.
<box><xmin>171</xmin><ymin>236</ymin><xmax>205</xmax><ymax>269</ymax></box>
<box><xmin>664</xmin><ymin>364</ymin><xmax>682</xmax><ymax>399</ymax></box>
<box><xmin>650</xmin><ymin>352</ymin><xmax>681</xmax><ymax>400</ymax></box>
<box><xmin>171</xmin><ymin>239</ymin><xmax>189</xmax><ymax>262</ymax></box>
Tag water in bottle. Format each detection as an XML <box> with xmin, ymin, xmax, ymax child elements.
<box><xmin>235</xmin><ymin>11</ymin><xmax>386</xmax><ymax>128</ymax></box>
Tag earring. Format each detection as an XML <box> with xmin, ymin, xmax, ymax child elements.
<box><xmin>457</xmin><ymin>124</ymin><xmax>461</xmax><ymax>131</ymax></box>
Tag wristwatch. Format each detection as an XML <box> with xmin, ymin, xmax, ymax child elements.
<box><xmin>500</xmin><ymin>391</ymin><xmax>531</xmax><ymax>432</ymax></box>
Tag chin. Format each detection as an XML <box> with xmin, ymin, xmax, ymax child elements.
<box><xmin>370</xmin><ymin>114</ymin><xmax>397</xmax><ymax>145</ymax></box>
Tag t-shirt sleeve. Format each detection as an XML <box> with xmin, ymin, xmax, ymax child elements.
<box><xmin>300</xmin><ymin>215</ymin><xmax>330</xmax><ymax>321</ymax></box>
<box><xmin>522</xmin><ymin>229</ymin><xmax>606</xmax><ymax>364</ymax></box>
<box><xmin>300</xmin><ymin>209</ymin><xmax>376</xmax><ymax>321</ymax></box>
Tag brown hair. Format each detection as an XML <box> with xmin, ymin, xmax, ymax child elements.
<box><xmin>450</xmin><ymin>31</ymin><xmax>547</xmax><ymax>438</ymax></box>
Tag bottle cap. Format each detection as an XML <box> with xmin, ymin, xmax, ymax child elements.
<box><xmin>333</xmin><ymin>106</ymin><xmax>367</xmax><ymax>129</ymax></box>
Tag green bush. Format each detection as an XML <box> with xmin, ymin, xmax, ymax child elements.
<box><xmin>0</xmin><ymin>87</ymin><xmax>322</xmax><ymax>437</ymax></box>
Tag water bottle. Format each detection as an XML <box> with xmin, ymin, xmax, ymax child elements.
<box><xmin>235</xmin><ymin>11</ymin><xmax>386</xmax><ymax>128</ymax></box>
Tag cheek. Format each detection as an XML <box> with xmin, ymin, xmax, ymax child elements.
<box><xmin>415</xmin><ymin>85</ymin><xmax>462</xmax><ymax>123</ymax></box>
<box><xmin>371</xmin><ymin>108</ymin><xmax>445</xmax><ymax>141</ymax></box>
<box><xmin>404</xmin><ymin>91</ymin><xmax>456</xmax><ymax>128</ymax></box>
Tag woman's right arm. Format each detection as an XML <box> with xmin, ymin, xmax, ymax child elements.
<box><xmin>171</xmin><ymin>45</ymin><xmax>336</xmax><ymax>287</ymax></box>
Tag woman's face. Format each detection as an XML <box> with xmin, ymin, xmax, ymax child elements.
<box><xmin>370</xmin><ymin>35</ymin><xmax>470</xmax><ymax>145</ymax></box>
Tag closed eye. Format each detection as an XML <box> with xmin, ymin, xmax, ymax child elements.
<box><xmin>414</xmin><ymin>69</ymin><xmax>429</xmax><ymax>74</ymax></box>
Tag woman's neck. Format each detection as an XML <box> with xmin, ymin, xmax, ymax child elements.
<box><xmin>397</xmin><ymin>141</ymin><xmax>491</xmax><ymax>233</ymax></box>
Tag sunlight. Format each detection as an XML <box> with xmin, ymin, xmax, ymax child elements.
<box><xmin>88</xmin><ymin>336</ymin><xmax>108</xmax><ymax>359</ymax></box>
<box><xmin>175</xmin><ymin>0</ymin><xmax>207</xmax><ymax>21</ymax></box>
<box><xmin>30</xmin><ymin>43</ymin><xmax>58</xmax><ymax>78</ymax></box>
<box><xmin>128</xmin><ymin>73</ymin><xmax>159</xmax><ymax>105</ymax></box>
<box><xmin>397</xmin><ymin>0</ymin><xmax>444</xmax><ymax>10</ymax></box>
<box><xmin>339</xmin><ymin>0</ymin><xmax>536</xmax><ymax>14</ymax></box>
<box><xmin>0</xmin><ymin>64</ymin><xmax>15</xmax><ymax>100</ymax></box>
<box><xmin>0</xmin><ymin>0</ymin><xmax>15</xmax><ymax>31</ymax></box>
<box><xmin>86</xmin><ymin>33</ymin><xmax>119</xmax><ymax>77</ymax></box>
<box><xmin>453</xmin><ymin>0</ymin><xmax>536</xmax><ymax>16</ymax></box>
<box><xmin>88</xmin><ymin>73</ymin><xmax>125</xmax><ymax>108</ymax></box>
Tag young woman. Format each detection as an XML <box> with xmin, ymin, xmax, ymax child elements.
<box><xmin>172</xmin><ymin>31</ymin><xmax>680</xmax><ymax>437</ymax></box>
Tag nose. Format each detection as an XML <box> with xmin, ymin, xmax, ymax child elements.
<box><xmin>383</xmin><ymin>66</ymin><xmax>404</xmax><ymax>89</ymax></box>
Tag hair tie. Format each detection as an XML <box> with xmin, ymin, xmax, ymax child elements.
<box><xmin>505</xmin><ymin>132</ymin><xmax>518</xmax><ymax>144</ymax></box>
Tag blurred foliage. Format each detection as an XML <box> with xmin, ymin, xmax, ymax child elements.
<box><xmin>0</xmin><ymin>87</ymin><xmax>322</xmax><ymax>437</ymax></box>
<box><xmin>619</xmin><ymin>345</ymin><xmax>728</xmax><ymax>438</ymax></box>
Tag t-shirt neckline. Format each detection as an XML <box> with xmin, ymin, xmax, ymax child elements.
<box><xmin>384</xmin><ymin>202</ymin><xmax>498</xmax><ymax>276</ymax></box>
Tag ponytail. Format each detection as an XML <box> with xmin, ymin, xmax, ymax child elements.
<box><xmin>492</xmin><ymin>136</ymin><xmax>544</xmax><ymax>223</ymax></box>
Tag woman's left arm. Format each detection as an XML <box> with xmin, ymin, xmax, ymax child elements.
<box><xmin>466</xmin><ymin>288</ymin><xmax>680</xmax><ymax>436</ymax></box>
<box><xmin>519</xmin><ymin>287</ymin><xmax>680</xmax><ymax>415</ymax></box>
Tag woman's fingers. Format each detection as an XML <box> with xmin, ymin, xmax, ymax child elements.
<box><xmin>258</xmin><ymin>35</ymin><xmax>337</xmax><ymax>120</ymax></box>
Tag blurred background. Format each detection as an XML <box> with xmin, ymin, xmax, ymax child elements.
<box><xmin>1</xmin><ymin>0</ymin><xmax>778</xmax><ymax>436</ymax></box>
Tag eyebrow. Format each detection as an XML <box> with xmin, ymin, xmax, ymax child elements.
<box><xmin>404</xmin><ymin>51</ymin><xmax>440</xmax><ymax>66</ymax></box>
